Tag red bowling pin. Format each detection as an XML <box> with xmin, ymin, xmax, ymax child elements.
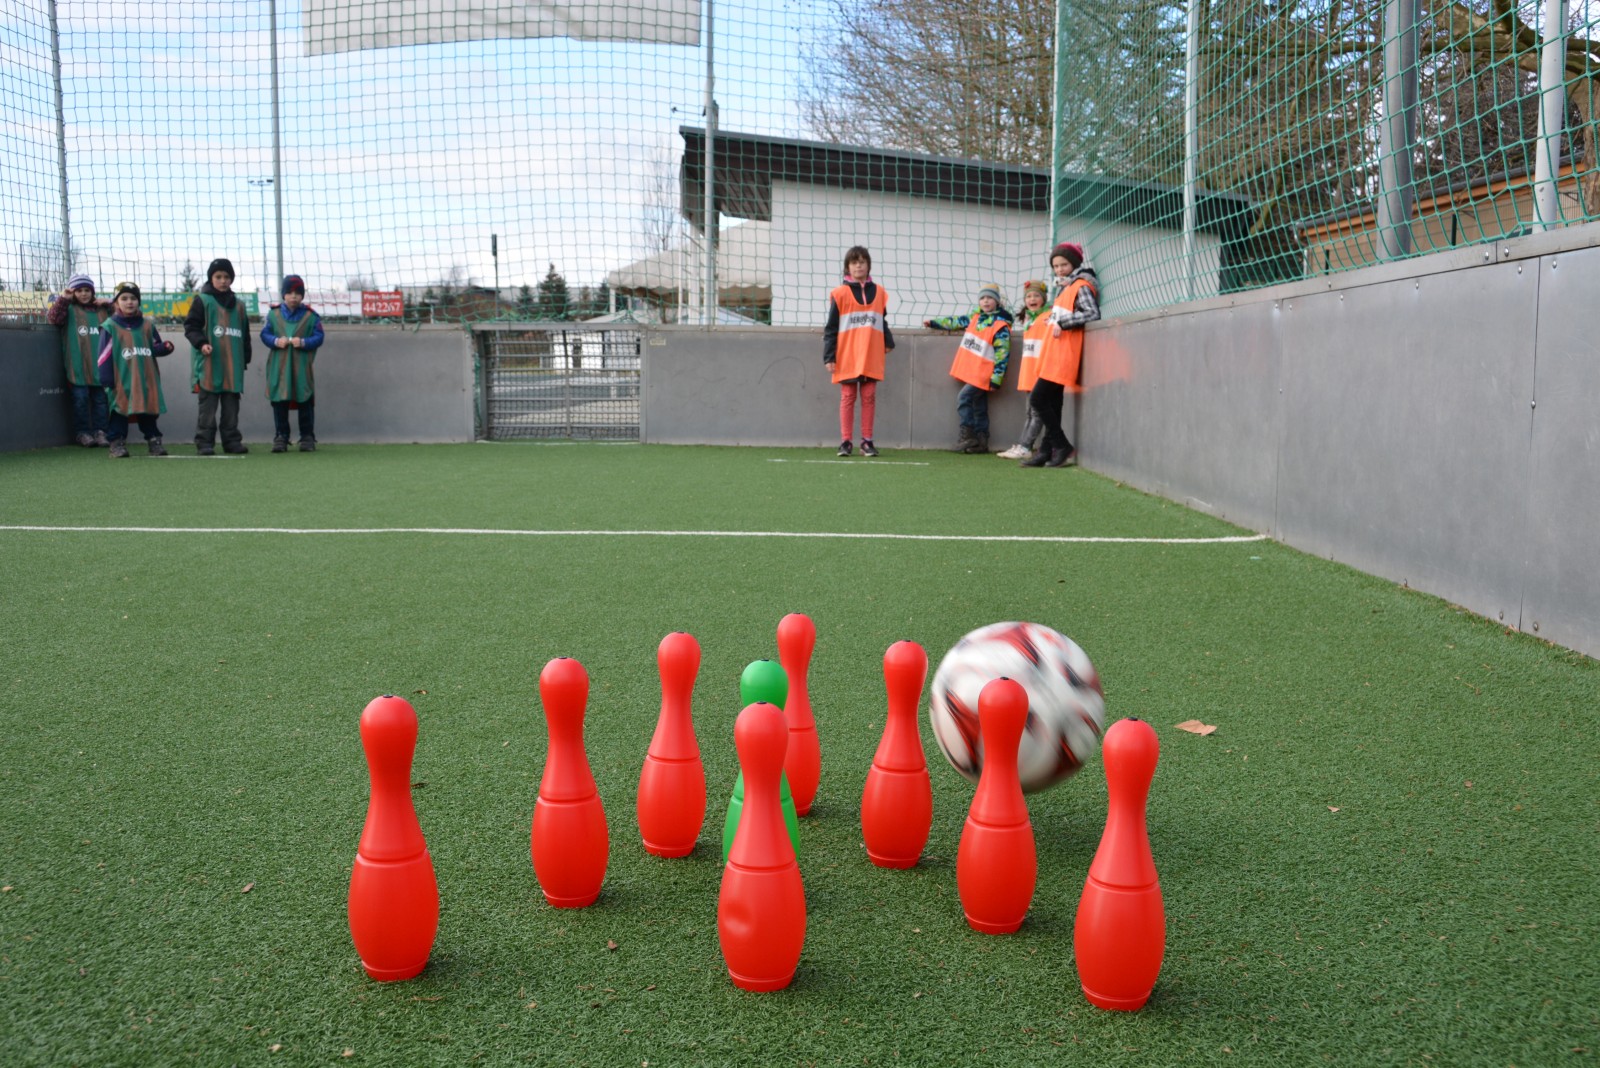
<box><xmin>348</xmin><ymin>695</ymin><xmax>439</xmax><ymax>981</ymax></box>
<box><xmin>1073</xmin><ymin>716</ymin><xmax>1164</xmax><ymax>1010</ymax></box>
<box><xmin>530</xmin><ymin>657</ymin><xmax>608</xmax><ymax>907</ymax></box>
<box><xmin>636</xmin><ymin>632</ymin><xmax>706</xmax><ymax>857</ymax></box>
<box><xmin>717</xmin><ymin>702</ymin><xmax>806</xmax><ymax>991</ymax></box>
<box><xmin>860</xmin><ymin>640</ymin><xmax>933</xmax><ymax>869</ymax></box>
<box><xmin>955</xmin><ymin>677</ymin><xmax>1037</xmax><ymax>933</ymax></box>
<box><xmin>777</xmin><ymin>613</ymin><xmax>822</xmax><ymax>815</ymax></box>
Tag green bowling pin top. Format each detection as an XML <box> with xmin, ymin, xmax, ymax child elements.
<box><xmin>740</xmin><ymin>658</ymin><xmax>789</xmax><ymax>710</ymax></box>
<box><xmin>724</xmin><ymin>659</ymin><xmax>801</xmax><ymax>863</ymax></box>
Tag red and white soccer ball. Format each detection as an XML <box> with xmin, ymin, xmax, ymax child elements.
<box><xmin>928</xmin><ymin>621</ymin><xmax>1106</xmax><ymax>793</ymax></box>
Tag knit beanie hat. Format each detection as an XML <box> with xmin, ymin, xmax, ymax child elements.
<box><xmin>113</xmin><ymin>281</ymin><xmax>141</xmax><ymax>300</ymax></box>
<box><xmin>1050</xmin><ymin>242</ymin><xmax>1085</xmax><ymax>268</ymax></box>
<box><xmin>65</xmin><ymin>273</ymin><xmax>96</xmax><ymax>293</ymax></box>
<box><xmin>977</xmin><ymin>282</ymin><xmax>1003</xmax><ymax>304</ymax></box>
<box><xmin>281</xmin><ymin>274</ymin><xmax>306</xmax><ymax>296</ymax></box>
<box><xmin>1022</xmin><ymin>279</ymin><xmax>1048</xmax><ymax>299</ymax></box>
<box><xmin>206</xmin><ymin>258</ymin><xmax>236</xmax><ymax>280</ymax></box>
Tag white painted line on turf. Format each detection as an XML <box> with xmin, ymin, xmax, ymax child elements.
<box><xmin>0</xmin><ymin>525</ymin><xmax>1271</xmax><ymax>546</ymax></box>
<box><xmin>766</xmin><ymin>458</ymin><xmax>930</xmax><ymax>466</ymax></box>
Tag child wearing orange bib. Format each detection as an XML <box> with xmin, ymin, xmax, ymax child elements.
<box><xmin>925</xmin><ymin>282</ymin><xmax>1012</xmax><ymax>454</ymax></box>
<box><xmin>997</xmin><ymin>279</ymin><xmax>1050</xmax><ymax>460</ymax></box>
<box><xmin>1022</xmin><ymin>243</ymin><xmax>1100</xmax><ymax>468</ymax></box>
<box><xmin>822</xmin><ymin>246</ymin><xmax>895</xmax><ymax>457</ymax></box>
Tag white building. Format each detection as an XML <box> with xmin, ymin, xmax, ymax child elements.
<box><xmin>662</xmin><ymin>128</ymin><xmax>1250</xmax><ymax>325</ymax></box>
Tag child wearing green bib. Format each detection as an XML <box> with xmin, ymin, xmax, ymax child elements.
<box><xmin>260</xmin><ymin>275</ymin><xmax>326</xmax><ymax>452</ymax></box>
<box><xmin>46</xmin><ymin>273</ymin><xmax>112</xmax><ymax>446</ymax></box>
<box><xmin>96</xmin><ymin>283</ymin><xmax>176</xmax><ymax>459</ymax></box>
<box><xmin>183</xmin><ymin>257</ymin><xmax>253</xmax><ymax>456</ymax></box>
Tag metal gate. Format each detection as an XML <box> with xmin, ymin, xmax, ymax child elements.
<box><xmin>475</xmin><ymin>324</ymin><xmax>642</xmax><ymax>440</ymax></box>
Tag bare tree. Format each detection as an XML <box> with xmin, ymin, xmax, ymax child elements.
<box><xmin>800</xmin><ymin>0</ymin><xmax>1057</xmax><ymax>165</ymax></box>
<box><xmin>347</xmin><ymin>275</ymin><xmax>375</xmax><ymax>291</ymax></box>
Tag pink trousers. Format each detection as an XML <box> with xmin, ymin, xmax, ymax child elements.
<box><xmin>839</xmin><ymin>379</ymin><xmax>877</xmax><ymax>442</ymax></box>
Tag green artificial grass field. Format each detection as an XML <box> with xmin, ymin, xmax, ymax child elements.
<box><xmin>1</xmin><ymin>443</ymin><xmax>1594</xmax><ymax>1066</ymax></box>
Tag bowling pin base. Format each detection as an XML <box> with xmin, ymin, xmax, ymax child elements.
<box><xmin>965</xmin><ymin>914</ymin><xmax>1023</xmax><ymax>935</ymax></box>
<box><xmin>729</xmin><ymin>969</ymin><xmax>795</xmax><ymax>992</ymax></box>
<box><xmin>360</xmin><ymin>960</ymin><xmax>427</xmax><ymax>982</ymax></box>
<box><xmin>642</xmin><ymin>841</ymin><xmax>695</xmax><ymax>858</ymax></box>
<box><xmin>867</xmin><ymin>851</ymin><xmax>919</xmax><ymax>870</ymax></box>
<box><xmin>1082</xmin><ymin>985</ymin><xmax>1151</xmax><ymax>1011</ymax></box>
<box><xmin>541</xmin><ymin>890</ymin><xmax>601</xmax><ymax>908</ymax></box>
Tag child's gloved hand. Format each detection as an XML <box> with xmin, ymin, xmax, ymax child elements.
<box><xmin>990</xmin><ymin>373</ymin><xmax>1004</xmax><ymax>389</ymax></box>
<box><xmin>155</xmin><ymin>340</ymin><xmax>175</xmax><ymax>356</ymax></box>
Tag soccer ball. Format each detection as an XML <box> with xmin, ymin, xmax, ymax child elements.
<box><xmin>928</xmin><ymin>621</ymin><xmax>1105</xmax><ymax>793</ymax></box>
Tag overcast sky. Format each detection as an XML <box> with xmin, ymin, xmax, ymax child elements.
<box><xmin>2</xmin><ymin>0</ymin><xmax>818</xmax><ymax>294</ymax></box>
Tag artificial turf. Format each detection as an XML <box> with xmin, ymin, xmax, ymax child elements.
<box><xmin>1</xmin><ymin>443</ymin><xmax>1594</xmax><ymax>1066</ymax></box>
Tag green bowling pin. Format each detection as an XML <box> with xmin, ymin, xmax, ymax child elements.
<box><xmin>723</xmin><ymin>659</ymin><xmax>803</xmax><ymax>863</ymax></box>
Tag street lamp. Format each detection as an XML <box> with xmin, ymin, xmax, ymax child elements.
<box><xmin>248</xmin><ymin>178</ymin><xmax>274</xmax><ymax>291</ymax></box>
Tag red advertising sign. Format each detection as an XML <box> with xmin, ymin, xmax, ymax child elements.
<box><xmin>362</xmin><ymin>290</ymin><xmax>404</xmax><ymax>317</ymax></box>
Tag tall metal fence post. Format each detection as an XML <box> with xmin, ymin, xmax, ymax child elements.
<box><xmin>1533</xmin><ymin>0</ymin><xmax>1571</xmax><ymax>231</ymax></box>
<box><xmin>1376</xmin><ymin>0</ymin><xmax>1419</xmax><ymax>261</ymax></box>
<box><xmin>702</xmin><ymin>0</ymin><xmax>717</xmax><ymax>327</ymax></box>
<box><xmin>269</xmin><ymin>0</ymin><xmax>284</xmax><ymax>284</ymax></box>
<box><xmin>49</xmin><ymin>0</ymin><xmax>70</xmax><ymax>284</ymax></box>
<box><xmin>1183</xmin><ymin>0</ymin><xmax>1202</xmax><ymax>300</ymax></box>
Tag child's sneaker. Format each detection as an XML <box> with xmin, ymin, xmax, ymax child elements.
<box><xmin>93</xmin><ymin>430</ymin><xmax>108</xmax><ymax>447</ymax></box>
<box><xmin>224</xmin><ymin>442</ymin><xmax>250</xmax><ymax>455</ymax></box>
<box><xmin>997</xmin><ymin>444</ymin><xmax>1027</xmax><ymax>460</ymax></box>
<box><xmin>859</xmin><ymin>439</ymin><xmax>879</xmax><ymax>457</ymax></box>
<box><xmin>298</xmin><ymin>438</ymin><xmax>317</xmax><ymax>452</ymax></box>
<box><xmin>271</xmin><ymin>437</ymin><xmax>289</xmax><ymax>453</ymax></box>
<box><xmin>108</xmin><ymin>440</ymin><xmax>129</xmax><ymax>459</ymax></box>
<box><xmin>147</xmin><ymin>437</ymin><xmax>168</xmax><ymax>457</ymax></box>
<box><xmin>837</xmin><ymin>440</ymin><xmax>853</xmax><ymax>457</ymax></box>
<box><xmin>75</xmin><ymin>433</ymin><xmax>94</xmax><ymax>447</ymax></box>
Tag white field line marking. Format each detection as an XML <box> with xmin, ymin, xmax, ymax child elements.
<box><xmin>766</xmin><ymin>458</ymin><xmax>930</xmax><ymax>466</ymax></box>
<box><xmin>0</xmin><ymin>525</ymin><xmax>1270</xmax><ymax>545</ymax></box>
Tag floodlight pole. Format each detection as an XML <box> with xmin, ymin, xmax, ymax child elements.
<box><xmin>49</xmin><ymin>0</ymin><xmax>71</xmax><ymax>286</ymax></box>
<box><xmin>1532</xmin><ymin>0</ymin><xmax>1570</xmax><ymax>231</ymax></box>
<box><xmin>1049</xmin><ymin>0</ymin><xmax>1066</xmax><ymax>247</ymax></box>
<box><xmin>250</xmin><ymin>178</ymin><xmax>274</xmax><ymax>289</ymax></box>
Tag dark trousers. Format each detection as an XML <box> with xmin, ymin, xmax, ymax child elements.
<box><xmin>271</xmin><ymin>399</ymin><xmax>316</xmax><ymax>442</ymax></box>
<box><xmin>956</xmin><ymin>384</ymin><xmax>990</xmax><ymax>434</ymax></box>
<box><xmin>195</xmin><ymin>390</ymin><xmax>242</xmax><ymax>447</ymax></box>
<box><xmin>1028</xmin><ymin>379</ymin><xmax>1072</xmax><ymax>453</ymax></box>
<box><xmin>71</xmin><ymin>384</ymin><xmax>110</xmax><ymax>437</ymax></box>
<box><xmin>109</xmin><ymin>412</ymin><xmax>161</xmax><ymax>441</ymax></box>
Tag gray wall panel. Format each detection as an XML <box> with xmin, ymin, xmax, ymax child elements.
<box><xmin>1078</xmin><ymin>305</ymin><xmax>1280</xmax><ymax>531</ymax></box>
<box><xmin>0</xmin><ymin>327</ymin><xmax>73</xmax><ymax>452</ymax></box>
<box><xmin>3</xmin><ymin>324</ymin><xmax>474</xmax><ymax>448</ymax></box>
<box><xmin>1273</xmin><ymin>266</ymin><xmax>1537</xmax><ymax>624</ymax></box>
<box><xmin>639</xmin><ymin>330</ymin><xmax>1034</xmax><ymax>450</ymax></box>
<box><xmin>1522</xmin><ymin>251</ymin><xmax>1600</xmax><ymax>650</ymax></box>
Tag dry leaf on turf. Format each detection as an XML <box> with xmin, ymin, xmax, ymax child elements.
<box><xmin>1175</xmin><ymin>720</ymin><xmax>1218</xmax><ymax>735</ymax></box>
<box><xmin>241</xmin><ymin>882</ymin><xmax>254</xmax><ymax>893</ymax></box>
<box><xmin>606</xmin><ymin>940</ymin><xmax>619</xmax><ymax>951</ymax></box>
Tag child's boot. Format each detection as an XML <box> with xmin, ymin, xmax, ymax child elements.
<box><xmin>298</xmin><ymin>437</ymin><xmax>317</xmax><ymax>452</ymax></box>
<box><xmin>951</xmin><ymin>426</ymin><xmax>974</xmax><ymax>452</ymax></box>
<box><xmin>271</xmin><ymin>436</ymin><xmax>289</xmax><ymax>453</ymax></box>
<box><xmin>147</xmin><ymin>437</ymin><xmax>168</xmax><ymax>457</ymax></box>
<box><xmin>108</xmin><ymin>439</ymin><xmax>129</xmax><ymax>459</ymax></box>
<box><xmin>964</xmin><ymin>433</ymin><xmax>989</xmax><ymax>455</ymax></box>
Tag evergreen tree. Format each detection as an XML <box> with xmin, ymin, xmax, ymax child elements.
<box><xmin>179</xmin><ymin>261</ymin><xmax>200</xmax><ymax>292</ymax></box>
<box><xmin>535</xmin><ymin>264</ymin><xmax>570</xmax><ymax>320</ymax></box>
<box><xmin>517</xmin><ymin>284</ymin><xmax>536</xmax><ymax>318</ymax></box>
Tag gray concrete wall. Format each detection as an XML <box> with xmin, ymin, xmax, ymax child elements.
<box><xmin>1076</xmin><ymin>222</ymin><xmax>1600</xmax><ymax>661</ymax></box>
<box><xmin>1</xmin><ymin>323</ymin><xmax>474</xmax><ymax>448</ymax></box>
<box><xmin>640</xmin><ymin>329</ymin><xmax>1050</xmax><ymax>449</ymax></box>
